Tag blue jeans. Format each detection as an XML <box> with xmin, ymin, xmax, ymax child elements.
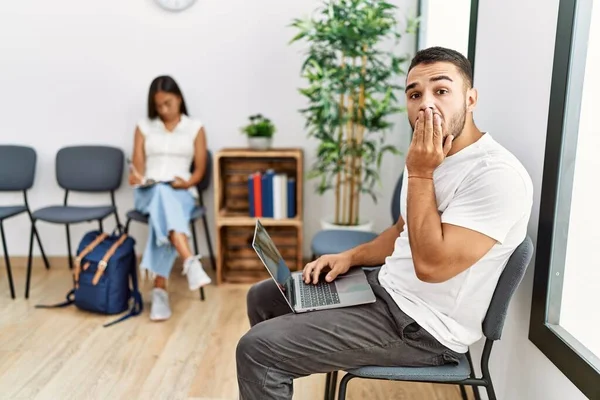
<box><xmin>134</xmin><ymin>184</ymin><xmax>195</xmax><ymax>278</ymax></box>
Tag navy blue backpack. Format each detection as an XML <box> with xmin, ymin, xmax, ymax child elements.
<box><xmin>37</xmin><ymin>230</ymin><xmax>143</xmax><ymax>327</ymax></box>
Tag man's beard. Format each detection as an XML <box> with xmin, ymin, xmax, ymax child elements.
<box><xmin>410</xmin><ymin>107</ymin><xmax>467</xmax><ymax>140</ymax></box>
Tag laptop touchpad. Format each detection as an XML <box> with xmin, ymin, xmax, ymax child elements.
<box><xmin>335</xmin><ymin>274</ymin><xmax>370</xmax><ymax>294</ymax></box>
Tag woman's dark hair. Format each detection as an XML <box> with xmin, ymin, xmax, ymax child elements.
<box><xmin>147</xmin><ymin>75</ymin><xmax>189</xmax><ymax>119</ymax></box>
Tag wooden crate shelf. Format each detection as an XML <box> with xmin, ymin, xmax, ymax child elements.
<box><xmin>214</xmin><ymin>148</ymin><xmax>304</xmax><ymax>284</ymax></box>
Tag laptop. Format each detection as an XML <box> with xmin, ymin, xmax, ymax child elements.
<box><xmin>251</xmin><ymin>219</ymin><xmax>376</xmax><ymax>313</ymax></box>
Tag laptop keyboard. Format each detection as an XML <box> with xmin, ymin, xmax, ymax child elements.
<box><xmin>299</xmin><ymin>280</ymin><xmax>341</xmax><ymax>308</ymax></box>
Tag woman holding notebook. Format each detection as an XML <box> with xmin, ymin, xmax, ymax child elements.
<box><xmin>129</xmin><ymin>75</ymin><xmax>211</xmax><ymax>321</ymax></box>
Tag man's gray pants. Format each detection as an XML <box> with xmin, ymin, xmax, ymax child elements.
<box><xmin>236</xmin><ymin>269</ymin><xmax>460</xmax><ymax>400</ymax></box>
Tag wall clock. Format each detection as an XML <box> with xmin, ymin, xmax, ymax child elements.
<box><xmin>154</xmin><ymin>0</ymin><xmax>197</xmax><ymax>12</ymax></box>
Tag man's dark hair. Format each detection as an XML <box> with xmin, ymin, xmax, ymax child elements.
<box><xmin>408</xmin><ymin>47</ymin><xmax>473</xmax><ymax>88</ymax></box>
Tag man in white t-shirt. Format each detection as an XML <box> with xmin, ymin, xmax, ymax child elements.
<box><xmin>236</xmin><ymin>46</ymin><xmax>533</xmax><ymax>400</ymax></box>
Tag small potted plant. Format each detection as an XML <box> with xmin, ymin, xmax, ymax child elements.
<box><xmin>241</xmin><ymin>114</ymin><xmax>276</xmax><ymax>150</ymax></box>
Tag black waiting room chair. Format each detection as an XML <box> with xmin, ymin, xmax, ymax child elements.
<box><xmin>25</xmin><ymin>145</ymin><xmax>124</xmax><ymax>298</ymax></box>
<box><xmin>0</xmin><ymin>145</ymin><xmax>50</xmax><ymax>299</ymax></box>
<box><xmin>323</xmin><ymin>235</ymin><xmax>535</xmax><ymax>400</ymax></box>
<box><xmin>123</xmin><ymin>150</ymin><xmax>216</xmax><ymax>301</ymax></box>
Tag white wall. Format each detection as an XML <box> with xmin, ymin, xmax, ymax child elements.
<box><xmin>0</xmin><ymin>0</ymin><xmax>416</xmax><ymax>259</ymax></box>
<box><xmin>472</xmin><ymin>0</ymin><xmax>588</xmax><ymax>398</ymax></box>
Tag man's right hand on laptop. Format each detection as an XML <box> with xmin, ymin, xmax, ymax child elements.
<box><xmin>303</xmin><ymin>254</ymin><xmax>352</xmax><ymax>285</ymax></box>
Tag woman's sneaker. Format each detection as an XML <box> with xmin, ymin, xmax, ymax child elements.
<box><xmin>150</xmin><ymin>288</ymin><xmax>172</xmax><ymax>321</ymax></box>
<box><xmin>182</xmin><ymin>255</ymin><xmax>211</xmax><ymax>291</ymax></box>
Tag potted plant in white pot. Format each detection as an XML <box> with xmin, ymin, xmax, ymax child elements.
<box><xmin>241</xmin><ymin>114</ymin><xmax>276</xmax><ymax>150</ymax></box>
<box><xmin>290</xmin><ymin>0</ymin><xmax>415</xmax><ymax>231</ymax></box>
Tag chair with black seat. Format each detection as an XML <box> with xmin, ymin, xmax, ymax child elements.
<box><xmin>323</xmin><ymin>235</ymin><xmax>534</xmax><ymax>400</ymax></box>
<box><xmin>311</xmin><ymin>173</ymin><xmax>403</xmax><ymax>259</ymax></box>
<box><xmin>0</xmin><ymin>145</ymin><xmax>50</xmax><ymax>299</ymax></box>
<box><xmin>123</xmin><ymin>150</ymin><xmax>216</xmax><ymax>301</ymax></box>
<box><xmin>25</xmin><ymin>145</ymin><xmax>124</xmax><ymax>299</ymax></box>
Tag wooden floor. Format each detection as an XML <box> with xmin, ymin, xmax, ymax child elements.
<box><xmin>0</xmin><ymin>258</ymin><xmax>473</xmax><ymax>400</ymax></box>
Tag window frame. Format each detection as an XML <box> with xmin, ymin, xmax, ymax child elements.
<box><xmin>528</xmin><ymin>0</ymin><xmax>600</xmax><ymax>398</ymax></box>
<box><xmin>416</xmin><ymin>0</ymin><xmax>480</xmax><ymax>74</ymax></box>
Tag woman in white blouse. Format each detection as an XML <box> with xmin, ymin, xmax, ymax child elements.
<box><xmin>129</xmin><ymin>75</ymin><xmax>211</xmax><ymax>321</ymax></box>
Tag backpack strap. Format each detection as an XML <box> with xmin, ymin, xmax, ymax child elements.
<box><xmin>75</xmin><ymin>232</ymin><xmax>108</xmax><ymax>269</ymax></box>
<box><xmin>92</xmin><ymin>234</ymin><xmax>128</xmax><ymax>286</ymax></box>
<box><xmin>36</xmin><ymin>232</ymin><xmax>106</xmax><ymax>307</ymax></box>
<box><xmin>103</xmin><ymin>252</ymin><xmax>143</xmax><ymax>328</ymax></box>
<box><xmin>35</xmin><ymin>289</ymin><xmax>76</xmax><ymax>309</ymax></box>
<box><xmin>74</xmin><ymin>233</ymin><xmax>108</xmax><ymax>288</ymax></box>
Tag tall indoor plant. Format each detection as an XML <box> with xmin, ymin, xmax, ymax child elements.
<box><xmin>291</xmin><ymin>0</ymin><xmax>415</xmax><ymax>228</ymax></box>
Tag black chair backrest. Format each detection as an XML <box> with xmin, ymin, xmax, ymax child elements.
<box><xmin>56</xmin><ymin>146</ymin><xmax>124</xmax><ymax>192</ymax></box>
<box><xmin>191</xmin><ymin>149</ymin><xmax>213</xmax><ymax>193</ymax></box>
<box><xmin>482</xmin><ymin>235</ymin><xmax>534</xmax><ymax>340</ymax></box>
<box><xmin>0</xmin><ymin>145</ymin><xmax>37</xmax><ymax>191</ymax></box>
<box><xmin>390</xmin><ymin>173</ymin><xmax>404</xmax><ymax>223</ymax></box>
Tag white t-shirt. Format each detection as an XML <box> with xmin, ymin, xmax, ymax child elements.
<box><xmin>137</xmin><ymin>114</ymin><xmax>202</xmax><ymax>196</ymax></box>
<box><xmin>378</xmin><ymin>132</ymin><xmax>533</xmax><ymax>353</ymax></box>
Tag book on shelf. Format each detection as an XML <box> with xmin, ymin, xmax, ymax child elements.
<box><xmin>247</xmin><ymin>169</ymin><xmax>296</xmax><ymax>219</ymax></box>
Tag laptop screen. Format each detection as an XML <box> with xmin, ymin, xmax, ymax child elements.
<box><xmin>252</xmin><ymin>221</ymin><xmax>296</xmax><ymax>310</ymax></box>
<box><xmin>252</xmin><ymin>221</ymin><xmax>292</xmax><ymax>287</ymax></box>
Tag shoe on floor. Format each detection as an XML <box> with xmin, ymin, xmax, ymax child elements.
<box><xmin>150</xmin><ymin>288</ymin><xmax>172</xmax><ymax>321</ymax></box>
<box><xmin>183</xmin><ymin>255</ymin><xmax>211</xmax><ymax>291</ymax></box>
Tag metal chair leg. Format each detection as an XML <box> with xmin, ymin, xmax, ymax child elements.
<box><xmin>324</xmin><ymin>373</ymin><xmax>332</xmax><ymax>400</ymax></box>
<box><xmin>190</xmin><ymin>222</ymin><xmax>206</xmax><ymax>302</ymax></box>
<box><xmin>0</xmin><ymin>222</ymin><xmax>16</xmax><ymax>299</ymax></box>
<box><xmin>201</xmin><ymin>215</ymin><xmax>216</xmax><ymax>270</ymax></box>
<box><xmin>66</xmin><ymin>224</ymin><xmax>73</xmax><ymax>269</ymax></box>
<box><xmin>329</xmin><ymin>371</ymin><xmax>338</xmax><ymax>400</ymax></box>
<box><xmin>485</xmin><ymin>381</ymin><xmax>496</xmax><ymax>400</ymax></box>
<box><xmin>33</xmin><ymin>226</ymin><xmax>50</xmax><ymax>270</ymax></box>
<box><xmin>191</xmin><ymin>221</ymin><xmax>199</xmax><ymax>254</ymax></box>
<box><xmin>337</xmin><ymin>373</ymin><xmax>355</xmax><ymax>400</ymax></box>
<box><xmin>124</xmin><ymin>218</ymin><xmax>132</xmax><ymax>234</ymax></box>
<box><xmin>25</xmin><ymin>193</ymin><xmax>49</xmax><ymax>270</ymax></box>
<box><xmin>25</xmin><ymin>225</ymin><xmax>35</xmax><ymax>299</ymax></box>
<box><xmin>460</xmin><ymin>385</ymin><xmax>469</xmax><ymax>400</ymax></box>
<box><xmin>113</xmin><ymin>211</ymin><xmax>122</xmax><ymax>234</ymax></box>
<box><xmin>98</xmin><ymin>219</ymin><xmax>104</xmax><ymax>232</ymax></box>
<box><xmin>466</xmin><ymin>350</ymin><xmax>481</xmax><ymax>400</ymax></box>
